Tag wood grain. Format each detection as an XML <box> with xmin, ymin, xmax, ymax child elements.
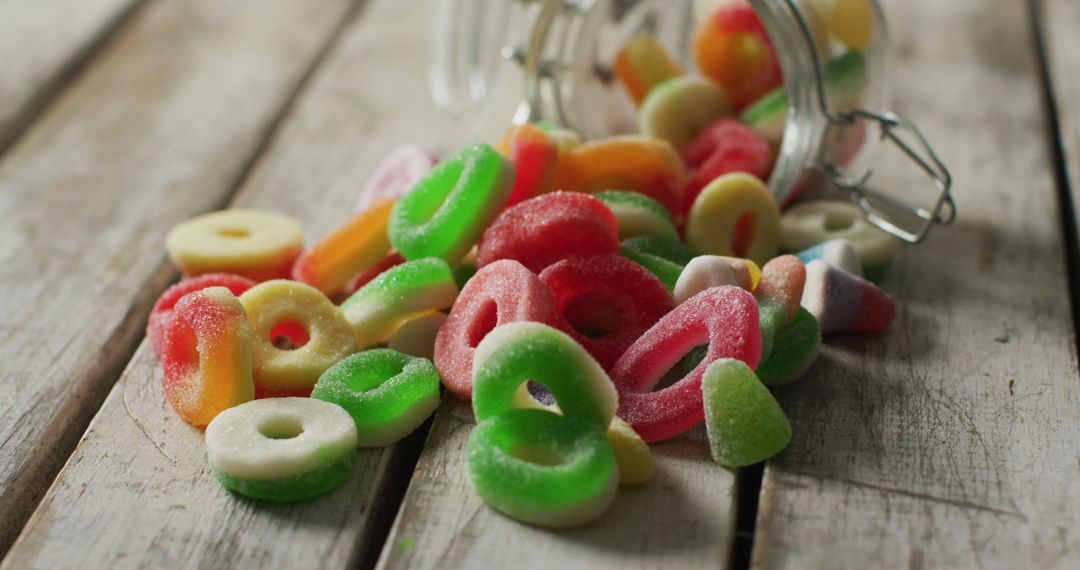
<box><xmin>752</xmin><ymin>0</ymin><xmax>1080</xmax><ymax>567</ymax></box>
<box><xmin>3</xmin><ymin>0</ymin><xmax>518</xmax><ymax>567</ymax></box>
<box><xmin>0</xmin><ymin>0</ymin><xmax>356</xmax><ymax>556</ymax></box>
<box><xmin>0</xmin><ymin>0</ymin><xmax>145</xmax><ymax>154</ymax></box>
<box><xmin>1045</xmin><ymin>0</ymin><xmax>1080</xmax><ymax>254</ymax></box>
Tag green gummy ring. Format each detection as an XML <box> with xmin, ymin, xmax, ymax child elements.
<box><xmin>389</xmin><ymin>143</ymin><xmax>514</xmax><ymax>264</ymax></box>
<box><xmin>312</xmin><ymin>349</ymin><xmax>441</xmax><ymax>447</ymax></box>
<box><xmin>757</xmin><ymin>299</ymin><xmax>788</xmax><ymax>363</ymax></box>
<box><xmin>702</xmin><ymin>359</ymin><xmax>792</xmax><ymax>469</ymax></box>
<box><xmin>467</xmin><ymin>408</ymin><xmax>618</xmax><ymax>528</ymax></box>
<box><xmin>594</xmin><ymin>191</ymin><xmax>679</xmax><ymax>241</ymax></box>
<box><xmin>620</xmin><ymin>235</ymin><xmax>699</xmax><ymax>290</ymax></box>
<box><xmin>472</xmin><ymin>322</ymin><xmax>616</xmax><ymax>430</ymax></box>
<box><xmin>757</xmin><ymin>307</ymin><xmax>821</xmax><ymax>386</ymax></box>
<box><xmin>740</xmin><ymin>86</ymin><xmax>786</xmax><ymax>142</ymax></box>
<box><xmin>213</xmin><ymin>450</ymin><xmax>357</xmax><ymax>503</ymax></box>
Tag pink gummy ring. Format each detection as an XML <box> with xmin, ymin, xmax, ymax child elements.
<box><xmin>147</xmin><ymin>273</ymin><xmax>256</xmax><ymax>356</ymax></box>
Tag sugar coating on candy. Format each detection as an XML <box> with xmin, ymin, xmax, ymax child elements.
<box><xmin>756</xmin><ymin>255</ymin><xmax>806</xmax><ymax>326</ymax></box>
<box><xmin>206</xmin><ymin>398</ymin><xmax>357</xmax><ymax>502</ymax></box>
<box><xmin>756</xmin><ymin>299</ymin><xmax>787</xmax><ymax>364</ymax></box>
<box><xmin>801</xmin><ymin>259</ymin><xmax>895</xmax><ymax>334</ymax></box>
<box><xmin>148</xmin><ymin>273</ymin><xmax>256</xmax><ymax>357</ymax></box>
<box><xmin>239</xmin><ymin>280</ymin><xmax>357</xmax><ymax>393</ymax></box>
<box><xmin>355</xmin><ymin>144</ymin><xmax>438</xmax><ymax>214</ymax></box>
<box><xmin>795</xmin><ymin>239</ymin><xmax>862</xmax><ymax>278</ymax></box>
<box><xmin>757</xmin><ymin>307</ymin><xmax>821</xmax><ymax>386</ymax></box>
<box><xmin>467</xmin><ymin>409</ymin><xmax>618</xmax><ymax>528</ymax></box>
<box><xmin>682</xmin><ymin>119</ymin><xmax>773</xmax><ymax>216</ymax></box>
<box><xmin>780</xmin><ymin>200</ymin><xmax>898</xmax><ymax>273</ymax></box>
<box><xmin>702</xmin><ymin>359</ymin><xmax>791</xmax><ymax>469</ymax></box>
<box><xmin>552</xmin><ymin>135</ymin><xmax>686</xmax><ymax>214</ymax></box>
<box><xmin>311</xmin><ymin>349</ymin><xmax>440</xmax><ymax>447</ymax></box>
<box><xmin>477</xmin><ymin>192</ymin><xmax>620</xmax><ymax>273</ymax></box>
<box><xmin>686</xmin><ymin>172</ymin><xmax>780</xmax><ymax>266</ymax></box>
<box><xmin>434</xmin><ymin>260</ymin><xmax>558</xmax><ymax>399</ymax></box>
<box><xmin>339</xmin><ymin>258</ymin><xmax>458</xmax><ymax>348</ymax></box>
<box><xmin>693</xmin><ymin>1</ymin><xmax>782</xmax><ymax>110</ymax></box>
<box><xmin>612</xmin><ymin>286</ymin><xmax>762</xmax><ymax>442</ymax></box>
<box><xmin>496</xmin><ymin>124</ymin><xmax>560</xmax><ymax>208</ymax></box>
<box><xmin>165</xmin><ymin>209</ymin><xmax>304</xmax><ymax>282</ymax></box>
<box><xmin>345</xmin><ymin>251</ymin><xmax>407</xmax><ymax>296</ymax></box>
<box><xmin>387</xmin><ymin>311</ymin><xmax>446</xmax><ymax>361</ymax></box>
<box><xmin>614</xmin><ymin>34</ymin><xmax>683</xmax><ymax>105</ymax></box>
<box><xmin>607</xmin><ymin>416</ymin><xmax>654</xmax><ymax>484</ymax></box>
<box><xmin>389</xmin><ymin>143</ymin><xmax>515</xmax><ymax>264</ymax></box>
<box><xmin>292</xmin><ymin>199</ymin><xmax>394</xmax><ymax>298</ymax></box>
<box><xmin>161</xmin><ymin>287</ymin><xmax>254</xmax><ymax>426</ymax></box>
<box><xmin>639</xmin><ymin>76</ymin><xmax>734</xmax><ymax>154</ymax></box>
<box><xmin>594</xmin><ymin>190</ymin><xmax>679</xmax><ymax>241</ymax></box>
<box><xmin>540</xmin><ymin>255</ymin><xmax>673</xmax><ymax>370</ymax></box>
<box><xmin>674</xmin><ymin>255</ymin><xmax>755</xmax><ymax>305</ymax></box>
<box><xmin>620</xmin><ymin>235</ymin><xmax>699</xmax><ymax>291</ymax></box>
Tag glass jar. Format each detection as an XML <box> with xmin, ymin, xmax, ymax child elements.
<box><xmin>429</xmin><ymin>0</ymin><xmax>954</xmax><ymax>243</ymax></box>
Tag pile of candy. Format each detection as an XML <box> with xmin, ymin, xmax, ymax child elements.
<box><xmin>147</xmin><ymin>0</ymin><xmax>897</xmax><ymax>526</ymax></box>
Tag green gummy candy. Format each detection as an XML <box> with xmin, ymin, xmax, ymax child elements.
<box><xmin>389</xmin><ymin>143</ymin><xmax>514</xmax><ymax>264</ymax></box>
<box><xmin>594</xmin><ymin>191</ymin><xmax>679</xmax><ymax>241</ymax></box>
<box><xmin>757</xmin><ymin>299</ymin><xmax>788</xmax><ymax>363</ymax></box>
<box><xmin>825</xmin><ymin>49</ymin><xmax>867</xmax><ymax>110</ymax></box>
<box><xmin>740</xmin><ymin>87</ymin><xmax>786</xmax><ymax>142</ymax></box>
<box><xmin>620</xmin><ymin>236</ymin><xmax>699</xmax><ymax>290</ymax></box>
<box><xmin>312</xmin><ymin>349</ymin><xmax>441</xmax><ymax>447</ymax></box>
<box><xmin>703</xmin><ymin>359</ymin><xmax>792</xmax><ymax>469</ymax></box>
<box><xmin>757</xmin><ymin>307</ymin><xmax>821</xmax><ymax>386</ymax></box>
<box><xmin>213</xmin><ymin>449</ymin><xmax>357</xmax><ymax>503</ymax></box>
<box><xmin>467</xmin><ymin>408</ymin><xmax>617</xmax><ymax>528</ymax></box>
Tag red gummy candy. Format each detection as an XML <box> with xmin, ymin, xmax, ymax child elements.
<box><xmin>539</xmin><ymin>255</ymin><xmax>674</xmax><ymax>370</ymax></box>
<box><xmin>344</xmin><ymin>250</ymin><xmax>407</xmax><ymax>296</ymax></box>
<box><xmin>611</xmin><ymin>286</ymin><xmax>762</xmax><ymax>442</ymax></box>
<box><xmin>147</xmin><ymin>273</ymin><xmax>256</xmax><ymax>357</ymax></box>
<box><xmin>477</xmin><ymin>192</ymin><xmax>620</xmax><ymax>273</ymax></box>
<box><xmin>434</xmin><ymin>260</ymin><xmax>558</xmax><ymax>398</ymax></box>
<box><xmin>497</xmin><ymin>124</ymin><xmax>560</xmax><ymax>209</ymax></box>
<box><xmin>682</xmin><ymin>119</ymin><xmax>772</xmax><ymax>215</ymax></box>
<box><xmin>355</xmin><ymin>145</ymin><xmax>438</xmax><ymax>214</ymax></box>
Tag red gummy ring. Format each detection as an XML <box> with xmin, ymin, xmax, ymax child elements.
<box><xmin>147</xmin><ymin>273</ymin><xmax>256</xmax><ymax>356</ymax></box>
<box><xmin>611</xmin><ymin>286</ymin><xmax>762</xmax><ymax>442</ymax></box>
<box><xmin>434</xmin><ymin>260</ymin><xmax>558</xmax><ymax>398</ymax></box>
<box><xmin>539</xmin><ymin>255</ymin><xmax>673</xmax><ymax>370</ymax></box>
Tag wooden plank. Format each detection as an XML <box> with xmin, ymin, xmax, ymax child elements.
<box><xmin>1045</xmin><ymin>0</ymin><xmax>1080</xmax><ymax>255</ymax></box>
<box><xmin>751</xmin><ymin>0</ymin><xmax>1080</xmax><ymax>567</ymax></box>
<box><xmin>376</xmin><ymin>400</ymin><xmax>737</xmax><ymax>570</ymax></box>
<box><xmin>0</xmin><ymin>0</ymin><xmax>356</xmax><ymax>556</ymax></box>
<box><xmin>0</xmin><ymin>0</ymin><xmax>146</xmax><ymax>154</ymax></box>
<box><xmin>2</xmin><ymin>0</ymin><xmax>518</xmax><ymax>567</ymax></box>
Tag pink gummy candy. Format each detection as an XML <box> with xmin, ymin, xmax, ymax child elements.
<box><xmin>434</xmin><ymin>259</ymin><xmax>558</xmax><ymax>398</ymax></box>
<box><xmin>354</xmin><ymin>145</ymin><xmax>438</xmax><ymax>214</ymax></box>
<box><xmin>611</xmin><ymin>285</ymin><xmax>762</xmax><ymax>442</ymax></box>
<box><xmin>756</xmin><ymin>255</ymin><xmax>806</xmax><ymax>326</ymax></box>
<box><xmin>476</xmin><ymin>192</ymin><xmax>620</xmax><ymax>273</ymax></box>
<box><xmin>540</xmin><ymin>255</ymin><xmax>673</xmax><ymax>370</ymax></box>
<box><xmin>147</xmin><ymin>273</ymin><xmax>256</xmax><ymax>357</ymax></box>
<box><xmin>682</xmin><ymin>119</ymin><xmax>772</xmax><ymax>216</ymax></box>
<box><xmin>802</xmin><ymin>259</ymin><xmax>895</xmax><ymax>333</ymax></box>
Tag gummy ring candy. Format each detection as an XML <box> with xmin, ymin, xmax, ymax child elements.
<box><xmin>594</xmin><ymin>191</ymin><xmax>678</xmax><ymax>241</ymax></box>
<box><xmin>389</xmin><ymin>143</ymin><xmax>514</xmax><ymax>264</ymax></box>
<box><xmin>682</xmin><ymin>118</ymin><xmax>773</xmax><ymax>216</ymax></box>
<box><xmin>673</xmin><ymin>255</ymin><xmax>756</xmax><ymax>305</ymax></box>
<box><xmin>795</xmin><ymin>239</ymin><xmax>862</xmax><ymax>277</ymax></box>
<box><xmin>291</xmin><ymin>199</ymin><xmax>394</xmax><ymax>298</ymax></box>
<box><xmin>472</xmin><ymin>321</ymin><xmax>617</xmax><ymax>429</ymax></box>
<box><xmin>434</xmin><ymin>260</ymin><xmax>557</xmax><ymax>399</ymax></box>
<box><xmin>239</xmin><ymin>280</ymin><xmax>356</xmax><ymax>394</ymax></box>
<box><xmin>339</xmin><ymin>258</ymin><xmax>458</xmax><ymax>349</ymax></box>
<box><xmin>611</xmin><ymin>286</ymin><xmax>762</xmax><ymax>442</ymax></box>
<box><xmin>614</xmin><ymin>35</ymin><xmax>683</xmax><ymax>106</ymax></box>
<box><xmin>552</xmin><ymin>136</ymin><xmax>686</xmax><ymax>214</ymax></box>
<box><xmin>477</xmin><ymin>192</ymin><xmax>620</xmax><ymax>273</ymax></box>
<box><xmin>387</xmin><ymin>311</ymin><xmax>446</xmax><ymax>361</ymax></box>
<box><xmin>534</xmin><ymin>121</ymin><xmax>582</xmax><ymax>154</ymax></box>
<box><xmin>165</xmin><ymin>209</ymin><xmax>303</xmax><ymax>281</ymax></box>
<box><xmin>160</xmin><ymin>287</ymin><xmax>254</xmax><ymax>426</ymax></box>
<box><xmin>467</xmin><ymin>408</ymin><xmax>618</xmax><ymax>528</ymax></box>
<box><xmin>809</xmin><ymin>0</ymin><xmax>874</xmax><ymax>51</ymax></box>
<box><xmin>801</xmin><ymin>259</ymin><xmax>895</xmax><ymax>334</ymax></box>
<box><xmin>311</xmin><ymin>349</ymin><xmax>441</xmax><ymax>447</ymax></box>
<box><xmin>757</xmin><ymin>307</ymin><xmax>821</xmax><ymax>386</ymax></box>
<box><xmin>147</xmin><ymin>273</ymin><xmax>256</xmax><ymax>356</ymax></box>
<box><xmin>354</xmin><ymin>145</ymin><xmax>438</xmax><ymax>214</ymax></box>
<box><xmin>685</xmin><ymin>172</ymin><xmax>781</xmax><ymax>266</ymax></box>
<box><xmin>639</xmin><ymin>76</ymin><xmax>733</xmax><ymax>153</ymax></box>
<box><xmin>205</xmin><ymin>398</ymin><xmax>357</xmax><ymax>502</ymax></box>
<box><xmin>693</xmin><ymin>2</ymin><xmax>782</xmax><ymax>110</ymax></box>
<box><xmin>539</xmin><ymin>255</ymin><xmax>673</xmax><ymax>370</ymax></box>
<box><xmin>619</xmin><ymin>235</ymin><xmax>699</xmax><ymax>291</ymax></box>
<box><xmin>702</xmin><ymin>359</ymin><xmax>791</xmax><ymax>469</ymax></box>
<box><xmin>780</xmin><ymin>200</ymin><xmax>897</xmax><ymax>282</ymax></box>
<box><xmin>345</xmin><ymin>250</ymin><xmax>408</xmax><ymax>296</ymax></box>
<box><xmin>496</xmin><ymin>123</ymin><xmax>559</xmax><ymax>208</ymax></box>
<box><xmin>755</xmin><ymin>255</ymin><xmax>806</xmax><ymax>325</ymax></box>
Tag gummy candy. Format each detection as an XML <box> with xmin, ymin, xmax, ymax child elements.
<box><xmin>639</xmin><ymin>76</ymin><xmax>733</xmax><ymax>153</ymax></box>
<box><xmin>477</xmin><ymin>192</ymin><xmax>620</xmax><ymax>273</ymax></box>
<box><xmin>147</xmin><ymin>273</ymin><xmax>256</xmax><ymax>357</ymax></box>
<box><xmin>552</xmin><ymin>136</ymin><xmax>686</xmax><ymax>214</ymax></box>
<box><xmin>780</xmin><ymin>200</ymin><xmax>897</xmax><ymax>282</ymax></box>
<box><xmin>756</xmin><ymin>306</ymin><xmax>821</xmax><ymax>386</ymax></box>
<box><xmin>673</xmin><ymin>255</ymin><xmax>756</xmax><ymax>305</ymax></box>
<box><xmin>756</xmin><ymin>255</ymin><xmax>806</xmax><ymax>325</ymax></box>
<box><xmin>620</xmin><ymin>235</ymin><xmax>699</xmax><ymax>291</ymax></box>
<box><xmin>685</xmin><ymin>172</ymin><xmax>780</xmax><ymax>266</ymax></box>
<box><xmin>354</xmin><ymin>145</ymin><xmax>438</xmax><ymax>214</ymax></box>
<box><xmin>389</xmin><ymin>143</ymin><xmax>514</xmax><ymax>264</ymax></box>
<box><xmin>614</xmin><ymin>34</ymin><xmax>683</xmax><ymax>106</ymax></box>
<box><xmin>702</xmin><ymin>359</ymin><xmax>791</xmax><ymax>469</ymax></box>
<box><xmin>606</xmin><ymin>416</ymin><xmax>654</xmax><ymax>485</ymax></box>
<box><xmin>345</xmin><ymin>251</ymin><xmax>408</xmax><ymax>295</ymax></box>
<box><xmin>802</xmin><ymin>259</ymin><xmax>895</xmax><ymax>333</ymax></box>
<box><xmin>311</xmin><ymin>349</ymin><xmax>440</xmax><ymax>447</ymax></box>
<box><xmin>496</xmin><ymin>123</ymin><xmax>560</xmax><ymax>208</ymax></box>
<box><xmin>160</xmin><ymin>287</ymin><xmax>254</xmax><ymax>426</ymax></box>
<box><xmin>809</xmin><ymin>0</ymin><xmax>875</xmax><ymax>51</ymax></box>
<box><xmin>205</xmin><ymin>398</ymin><xmax>357</xmax><ymax>502</ymax></box>
<box><xmin>693</xmin><ymin>1</ymin><xmax>782</xmax><ymax>110</ymax></box>
<box><xmin>165</xmin><ymin>209</ymin><xmax>303</xmax><ymax>282</ymax></box>
<box><xmin>594</xmin><ymin>190</ymin><xmax>678</xmax><ymax>241</ymax></box>
<box><xmin>291</xmin><ymin>199</ymin><xmax>394</xmax><ymax>298</ymax></box>
<box><xmin>387</xmin><ymin>311</ymin><xmax>446</xmax><ymax>361</ymax></box>
<box><xmin>795</xmin><ymin>239</ymin><xmax>862</xmax><ymax>277</ymax></box>
<box><xmin>682</xmin><ymin>119</ymin><xmax>773</xmax><ymax>215</ymax></box>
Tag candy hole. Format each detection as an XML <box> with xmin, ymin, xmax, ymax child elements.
<box><xmin>509</xmin><ymin>443</ymin><xmax>565</xmax><ymax>466</ymax></box>
<box><xmin>271</xmin><ymin>321</ymin><xmax>310</xmax><ymax>350</ymax></box>
<box><xmin>467</xmin><ymin>301</ymin><xmax>499</xmax><ymax>348</ymax></box>
<box><xmin>655</xmin><ymin>344</ymin><xmax>709</xmax><ymax>390</ymax></box>
<box><xmin>259</xmin><ymin>416</ymin><xmax>304</xmax><ymax>440</ymax></box>
<box><xmin>526</xmin><ymin>381</ymin><xmax>558</xmax><ymax>407</ymax></box>
<box><xmin>564</xmin><ymin>294</ymin><xmax>621</xmax><ymax>339</ymax></box>
<box><xmin>732</xmin><ymin>212</ymin><xmax>756</xmax><ymax>258</ymax></box>
<box><xmin>217</xmin><ymin>227</ymin><xmax>250</xmax><ymax>239</ymax></box>
<box><xmin>824</xmin><ymin>211</ymin><xmax>855</xmax><ymax>232</ymax></box>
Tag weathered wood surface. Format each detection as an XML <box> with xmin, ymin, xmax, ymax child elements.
<box><xmin>752</xmin><ymin>0</ymin><xmax>1080</xmax><ymax>568</ymax></box>
<box><xmin>376</xmin><ymin>399</ymin><xmax>738</xmax><ymax>570</ymax></box>
<box><xmin>1045</xmin><ymin>0</ymin><xmax>1080</xmax><ymax>253</ymax></box>
<box><xmin>0</xmin><ymin>0</ymin><xmax>144</xmax><ymax>154</ymax></box>
<box><xmin>2</xmin><ymin>1</ymin><xmax>514</xmax><ymax>567</ymax></box>
<box><xmin>0</xmin><ymin>0</ymin><xmax>356</xmax><ymax>556</ymax></box>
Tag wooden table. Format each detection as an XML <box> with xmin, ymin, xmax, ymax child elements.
<box><xmin>0</xmin><ymin>0</ymin><xmax>1077</xmax><ymax>567</ymax></box>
